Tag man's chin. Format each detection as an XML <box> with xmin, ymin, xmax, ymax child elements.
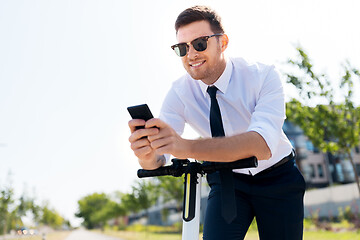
<box><xmin>188</xmin><ymin>72</ymin><xmax>204</xmax><ymax>80</ymax></box>
<box><xmin>191</xmin><ymin>76</ymin><xmax>202</xmax><ymax>80</ymax></box>
<box><xmin>190</xmin><ymin>75</ymin><xmax>214</xmax><ymax>85</ymax></box>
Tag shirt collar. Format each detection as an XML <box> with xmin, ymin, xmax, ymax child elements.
<box><xmin>198</xmin><ymin>58</ymin><xmax>233</xmax><ymax>98</ymax></box>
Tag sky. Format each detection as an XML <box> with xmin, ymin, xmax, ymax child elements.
<box><xmin>1</xmin><ymin>0</ymin><xmax>360</xmax><ymax>226</ymax></box>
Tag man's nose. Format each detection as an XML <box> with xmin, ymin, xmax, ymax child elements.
<box><xmin>187</xmin><ymin>44</ymin><xmax>199</xmax><ymax>59</ymax></box>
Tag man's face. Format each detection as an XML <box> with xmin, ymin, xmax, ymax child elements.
<box><xmin>176</xmin><ymin>20</ymin><xmax>227</xmax><ymax>85</ymax></box>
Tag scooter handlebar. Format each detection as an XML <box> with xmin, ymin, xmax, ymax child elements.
<box><xmin>201</xmin><ymin>157</ymin><xmax>258</xmax><ymax>173</ymax></box>
<box><xmin>137</xmin><ymin>156</ymin><xmax>258</xmax><ymax>178</ymax></box>
<box><xmin>137</xmin><ymin>166</ymin><xmax>176</xmax><ymax>178</ymax></box>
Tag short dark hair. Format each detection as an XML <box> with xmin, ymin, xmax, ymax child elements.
<box><xmin>175</xmin><ymin>6</ymin><xmax>225</xmax><ymax>34</ymax></box>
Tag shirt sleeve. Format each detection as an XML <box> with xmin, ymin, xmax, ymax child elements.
<box><xmin>247</xmin><ymin>66</ymin><xmax>286</xmax><ymax>157</ymax></box>
<box><xmin>159</xmin><ymin>85</ymin><xmax>186</xmax><ymax>164</ymax></box>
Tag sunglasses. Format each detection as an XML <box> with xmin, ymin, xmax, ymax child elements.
<box><xmin>171</xmin><ymin>33</ymin><xmax>223</xmax><ymax>57</ymax></box>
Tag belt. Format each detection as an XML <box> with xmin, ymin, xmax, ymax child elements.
<box><xmin>263</xmin><ymin>149</ymin><xmax>296</xmax><ymax>173</ymax></box>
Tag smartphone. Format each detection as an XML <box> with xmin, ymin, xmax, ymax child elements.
<box><xmin>127</xmin><ymin>104</ymin><xmax>154</xmax><ymax>129</ymax></box>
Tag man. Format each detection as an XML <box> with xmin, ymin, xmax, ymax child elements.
<box><xmin>128</xmin><ymin>5</ymin><xmax>305</xmax><ymax>240</ymax></box>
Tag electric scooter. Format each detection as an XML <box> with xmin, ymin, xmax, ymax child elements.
<box><xmin>137</xmin><ymin>157</ymin><xmax>258</xmax><ymax>240</ymax></box>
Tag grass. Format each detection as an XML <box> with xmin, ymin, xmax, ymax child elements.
<box><xmin>96</xmin><ymin>216</ymin><xmax>360</xmax><ymax>240</ymax></box>
<box><xmin>102</xmin><ymin>230</ymin><xmax>183</xmax><ymax>240</ymax></box>
<box><xmin>303</xmin><ymin>230</ymin><xmax>360</xmax><ymax>240</ymax></box>
<box><xmin>101</xmin><ymin>228</ymin><xmax>360</xmax><ymax>240</ymax></box>
<box><xmin>7</xmin><ymin>228</ymin><xmax>360</xmax><ymax>240</ymax></box>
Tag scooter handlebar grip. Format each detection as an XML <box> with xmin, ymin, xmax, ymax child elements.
<box><xmin>137</xmin><ymin>166</ymin><xmax>173</xmax><ymax>178</ymax></box>
<box><xmin>201</xmin><ymin>156</ymin><xmax>258</xmax><ymax>173</ymax></box>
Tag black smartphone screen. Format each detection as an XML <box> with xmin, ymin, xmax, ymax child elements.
<box><xmin>127</xmin><ymin>104</ymin><xmax>154</xmax><ymax>129</ymax></box>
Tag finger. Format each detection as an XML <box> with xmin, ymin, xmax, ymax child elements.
<box><xmin>128</xmin><ymin>119</ymin><xmax>146</xmax><ymax>132</ymax></box>
<box><xmin>134</xmin><ymin>146</ymin><xmax>153</xmax><ymax>158</ymax></box>
<box><xmin>145</xmin><ymin>118</ymin><xmax>167</xmax><ymax>129</ymax></box>
<box><xmin>154</xmin><ymin>145</ymin><xmax>172</xmax><ymax>156</ymax></box>
<box><xmin>130</xmin><ymin>137</ymin><xmax>151</xmax><ymax>150</ymax></box>
<box><xmin>147</xmin><ymin>127</ymin><xmax>169</xmax><ymax>142</ymax></box>
<box><xmin>130</xmin><ymin>138</ymin><xmax>154</xmax><ymax>158</ymax></box>
<box><xmin>128</xmin><ymin>130</ymin><xmax>147</xmax><ymax>143</ymax></box>
<box><xmin>150</xmin><ymin>136</ymin><xmax>173</xmax><ymax>151</ymax></box>
<box><xmin>129</xmin><ymin>128</ymin><xmax>159</xmax><ymax>142</ymax></box>
<box><xmin>145</xmin><ymin>127</ymin><xmax>160</xmax><ymax>136</ymax></box>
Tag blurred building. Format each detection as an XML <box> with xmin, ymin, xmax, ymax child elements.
<box><xmin>283</xmin><ymin>120</ymin><xmax>360</xmax><ymax>188</ymax></box>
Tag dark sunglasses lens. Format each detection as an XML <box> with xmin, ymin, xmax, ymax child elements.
<box><xmin>174</xmin><ymin>44</ymin><xmax>188</xmax><ymax>57</ymax></box>
<box><xmin>192</xmin><ymin>37</ymin><xmax>207</xmax><ymax>52</ymax></box>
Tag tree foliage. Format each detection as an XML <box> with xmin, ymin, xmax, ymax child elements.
<box><xmin>0</xmin><ymin>176</ymin><xmax>67</xmax><ymax>235</ymax></box>
<box><xmin>155</xmin><ymin>175</ymin><xmax>184</xmax><ymax>211</ymax></box>
<box><xmin>131</xmin><ymin>180</ymin><xmax>158</xmax><ymax>215</ymax></box>
<box><xmin>285</xmin><ymin>46</ymin><xmax>360</xmax><ymax>194</ymax></box>
<box><xmin>75</xmin><ymin>177</ymin><xmax>185</xmax><ymax>229</ymax></box>
<box><xmin>121</xmin><ymin>192</ymin><xmax>141</xmax><ymax>214</ymax></box>
<box><xmin>0</xmin><ymin>180</ymin><xmax>14</xmax><ymax>235</ymax></box>
<box><xmin>40</xmin><ymin>205</ymin><xmax>65</xmax><ymax>229</ymax></box>
<box><xmin>75</xmin><ymin>192</ymin><xmax>126</xmax><ymax>229</ymax></box>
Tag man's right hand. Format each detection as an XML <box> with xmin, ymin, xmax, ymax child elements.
<box><xmin>128</xmin><ymin>119</ymin><xmax>164</xmax><ymax>170</ymax></box>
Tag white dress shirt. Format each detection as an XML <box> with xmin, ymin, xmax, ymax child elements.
<box><xmin>159</xmin><ymin>57</ymin><xmax>293</xmax><ymax>175</ymax></box>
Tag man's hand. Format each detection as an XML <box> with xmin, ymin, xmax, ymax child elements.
<box><xmin>129</xmin><ymin>118</ymin><xmax>271</xmax><ymax>166</ymax></box>
<box><xmin>128</xmin><ymin>119</ymin><xmax>163</xmax><ymax>170</ymax></box>
<box><xmin>128</xmin><ymin>118</ymin><xmax>189</xmax><ymax>169</ymax></box>
<box><xmin>145</xmin><ymin>118</ymin><xmax>190</xmax><ymax>159</ymax></box>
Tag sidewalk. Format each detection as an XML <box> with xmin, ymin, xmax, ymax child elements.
<box><xmin>65</xmin><ymin>229</ymin><xmax>123</xmax><ymax>240</ymax></box>
<box><xmin>304</xmin><ymin>182</ymin><xmax>360</xmax><ymax>217</ymax></box>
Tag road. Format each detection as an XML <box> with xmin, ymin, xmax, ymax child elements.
<box><xmin>65</xmin><ymin>229</ymin><xmax>124</xmax><ymax>240</ymax></box>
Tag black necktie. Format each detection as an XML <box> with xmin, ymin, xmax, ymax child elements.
<box><xmin>207</xmin><ymin>86</ymin><xmax>237</xmax><ymax>224</ymax></box>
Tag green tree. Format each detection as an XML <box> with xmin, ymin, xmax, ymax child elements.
<box><xmin>110</xmin><ymin>191</ymin><xmax>128</xmax><ymax>217</ymax></box>
<box><xmin>40</xmin><ymin>205</ymin><xmax>65</xmax><ymax>229</ymax></box>
<box><xmin>0</xmin><ymin>175</ymin><xmax>14</xmax><ymax>235</ymax></box>
<box><xmin>7</xmin><ymin>192</ymin><xmax>34</xmax><ymax>232</ymax></box>
<box><xmin>0</xmin><ymin>178</ymin><xmax>69</xmax><ymax>233</ymax></box>
<box><xmin>121</xmin><ymin>192</ymin><xmax>141</xmax><ymax>214</ymax></box>
<box><xmin>155</xmin><ymin>176</ymin><xmax>184</xmax><ymax>222</ymax></box>
<box><xmin>285</xmin><ymin>47</ymin><xmax>360</xmax><ymax>194</ymax></box>
<box><xmin>156</xmin><ymin>176</ymin><xmax>184</xmax><ymax>211</ymax></box>
<box><xmin>90</xmin><ymin>200</ymin><xmax>125</xmax><ymax>230</ymax></box>
<box><xmin>131</xmin><ymin>180</ymin><xmax>158</xmax><ymax>222</ymax></box>
<box><xmin>29</xmin><ymin>199</ymin><xmax>42</xmax><ymax>224</ymax></box>
<box><xmin>133</xmin><ymin>180</ymin><xmax>158</xmax><ymax>210</ymax></box>
<box><xmin>76</xmin><ymin>193</ymin><xmax>109</xmax><ymax>229</ymax></box>
<box><xmin>75</xmin><ymin>192</ymin><xmax>123</xmax><ymax>229</ymax></box>
<box><xmin>16</xmin><ymin>193</ymin><xmax>43</xmax><ymax>227</ymax></box>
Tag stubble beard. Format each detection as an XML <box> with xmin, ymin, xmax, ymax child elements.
<box><xmin>185</xmin><ymin>48</ymin><xmax>225</xmax><ymax>85</ymax></box>
<box><xmin>190</xmin><ymin>62</ymin><xmax>224</xmax><ymax>85</ymax></box>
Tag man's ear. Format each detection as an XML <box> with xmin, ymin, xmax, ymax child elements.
<box><xmin>221</xmin><ymin>34</ymin><xmax>229</xmax><ymax>52</ymax></box>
